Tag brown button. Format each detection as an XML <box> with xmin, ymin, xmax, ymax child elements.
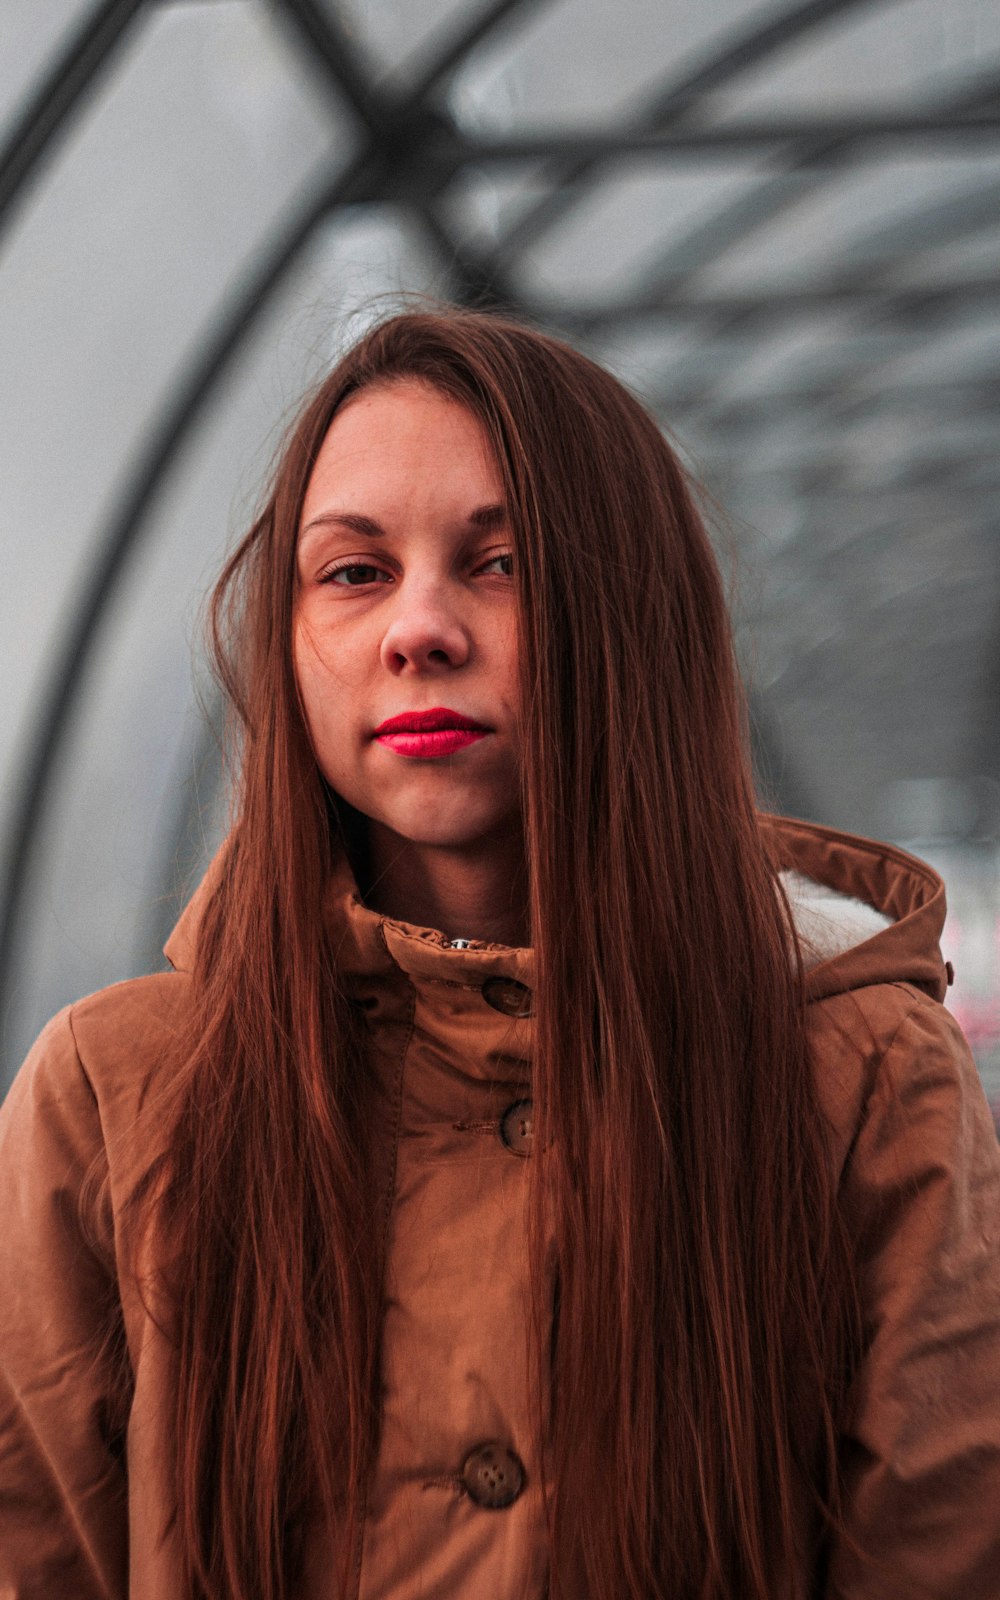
<box><xmin>461</xmin><ymin>1442</ymin><xmax>525</xmax><ymax>1509</ymax></box>
<box><xmin>500</xmin><ymin>1098</ymin><xmax>534</xmax><ymax>1156</ymax></box>
<box><xmin>481</xmin><ymin>977</ymin><xmax>533</xmax><ymax>1018</ymax></box>
<box><xmin>945</xmin><ymin>960</ymin><xmax>955</xmax><ymax>986</ymax></box>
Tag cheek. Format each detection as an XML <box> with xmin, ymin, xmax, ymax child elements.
<box><xmin>293</xmin><ymin>617</ymin><xmax>340</xmax><ymax>738</ymax></box>
<box><xmin>295</xmin><ymin>610</ymin><xmax>347</xmax><ymax>683</ymax></box>
<box><xmin>292</xmin><ymin>614</ymin><xmax>370</xmax><ymax>773</ymax></box>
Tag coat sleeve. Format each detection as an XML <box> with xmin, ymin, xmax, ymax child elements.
<box><xmin>827</xmin><ymin>991</ymin><xmax>1000</xmax><ymax>1599</ymax></box>
<box><xmin>0</xmin><ymin>1007</ymin><xmax>128</xmax><ymax>1600</ymax></box>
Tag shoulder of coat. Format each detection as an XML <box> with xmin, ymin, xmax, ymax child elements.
<box><xmin>805</xmin><ymin>980</ymin><xmax>944</xmax><ymax>1155</ymax></box>
<box><xmin>67</xmin><ymin>969</ymin><xmax>192</xmax><ymax>1120</ymax></box>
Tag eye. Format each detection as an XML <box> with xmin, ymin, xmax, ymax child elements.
<box><xmin>320</xmin><ymin>561</ymin><xmax>392</xmax><ymax>587</ymax></box>
<box><xmin>478</xmin><ymin>552</ymin><xmax>514</xmax><ymax>577</ymax></box>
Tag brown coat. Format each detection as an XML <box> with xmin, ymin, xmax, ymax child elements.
<box><xmin>2</xmin><ymin>815</ymin><xmax>1000</xmax><ymax>1598</ymax></box>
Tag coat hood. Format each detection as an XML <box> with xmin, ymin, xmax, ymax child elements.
<box><xmin>761</xmin><ymin>814</ymin><xmax>950</xmax><ymax>1003</ymax></box>
<box><xmin>163</xmin><ymin>814</ymin><xmax>951</xmax><ymax>1006</ymax></box>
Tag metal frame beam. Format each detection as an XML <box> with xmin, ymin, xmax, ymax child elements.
<box><xmin>452</xmin><ymin>114</ymin><xmax>1000</xmax><ymax>164</ymax></box>
<box><xmin>608</xmin><ymin>66</ymin><xmax>1000</xmax><ymax>378</ymax></box>
<box><xmin>697</xmin><ymin>192</ymin><xmax>1000</xmax><ymax>415</ymax></box>
<box><xmin>484</xmin><ymin>0</ymin><xmax>881</xmax><ymax>266</ymax></box>
<box><xmin>754</xmin><ymin>505</ymin><xmax>1000</xmax><ymax>559</ymax></box>
<box><xmin>672</xmin><ymin>377</ymin><xmax>1000</xmax><ymax>430</ymax></box>
<box><xmin>273</xmin><ymin>0</ymin><xmax>541</xmax><ymax>307</ymax></box>
<box><xmin>775</xmin><ymin>469</ymin><xmax>1000</xmax><ymax>498</ymax></box>
<box><xmin>407</xmin><ymin>0</ymin><xmax>536</xmax><ymax>102</ymax></box>
<box><xmin>552</xmin><ymin>274</ymin><xmax>1000</xmax><ymax>330</ymax></box>
<box><xmin>0</xmin><ymin>0</ymin><xmax>146</xmax><ymax>249</ymax></box>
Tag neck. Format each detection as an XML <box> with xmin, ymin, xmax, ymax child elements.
<box><xmin>358</xmin><ymin>821</ymin><xmax>530</xmax><ymax>947</ymax></box>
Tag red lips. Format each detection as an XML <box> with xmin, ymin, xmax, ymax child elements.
<box><xmin>372</xmin><ymin>707</ymin><xmax>490</xmax><ymax>760</ymax></box>
<box><xmin>373</xmin><ymin>707</ymin><xmax>487</xmax><ymax>735</ymax></box>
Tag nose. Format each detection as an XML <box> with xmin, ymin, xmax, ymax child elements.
<box><xmin>379</xmin><ymin>580</ymin><xmax>471</xmax><ymax>675</ymax></box>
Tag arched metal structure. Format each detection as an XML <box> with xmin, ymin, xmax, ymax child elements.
<box><xmin>2</xmin><ymin>0</ymin><xmax>999</xmax><ymax>1091</ymax></box>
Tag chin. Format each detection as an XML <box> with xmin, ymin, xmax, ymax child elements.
<box><xmin>392</xmin><ymin>817</ymin><xmax>512</xmax><ymax>850</ymax></box>
<box><xmin>380</xmin><ymin>795</ymin><xmax>520</xmax><ymax>852</ymax></box>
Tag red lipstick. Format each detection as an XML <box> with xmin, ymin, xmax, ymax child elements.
<box><xmin>373</xmin><ymin>706</ymin><xmax>490</xmax><ymax>759</ymax></box>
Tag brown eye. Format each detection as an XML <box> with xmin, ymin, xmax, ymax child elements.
<box><xmin>479</xmin><ymin>553</ymin><xmax>514</xmax><ymax>577</ymax></box>
<box><xmin>325</xmin><ymin>563</ymin><xmax>390</xmax><ymax>586</ymax></box>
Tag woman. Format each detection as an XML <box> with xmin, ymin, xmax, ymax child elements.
<box><xmin>1</xmin><ymin>309</ymin><xmax>999</xmax><ymax>1600</ymax></box>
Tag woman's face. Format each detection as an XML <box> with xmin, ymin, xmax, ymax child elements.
<box><xmin>293</xmin><ymin>379</ymin><xmax>522</xmax><ymax>853</ymax></box>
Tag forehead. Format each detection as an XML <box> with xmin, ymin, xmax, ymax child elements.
<box><xmin>300</xmin><ymin>379</ymin><xmax>500</xmax><ymax>518</ymax></box>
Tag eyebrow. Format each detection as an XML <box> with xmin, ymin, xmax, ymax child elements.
<box><xmin>299</xmin><ymin>504</ymin><xmax>508</xmax><ymax>540</ymax></box>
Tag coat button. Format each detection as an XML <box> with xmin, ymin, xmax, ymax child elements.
<box><xmin>481</xmin><ymin>977</ymin><xmax>533</xmax><ymax>1018</ymax></box>
<box><xmin>500</xmin><ymin>1098</ymin><xmax>534</xmax><ymax>1156</ymax></box>
<box><xmin>461</xmin><ymin>1442</ymin><xmax>525</xmax><ymax>1509</ymax></box>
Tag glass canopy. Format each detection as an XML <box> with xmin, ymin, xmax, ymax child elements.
<box><xmin>1</xmin><ymin>0</ymin><xmax>998</xmax><ymax>1106</ymax></box>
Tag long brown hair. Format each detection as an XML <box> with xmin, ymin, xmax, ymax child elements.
<box><xmin>139</xmin><ymin>308</ymin><xmax>863</xmax><ymax>1598</ymax></box>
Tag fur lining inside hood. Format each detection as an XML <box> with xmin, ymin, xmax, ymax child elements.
<box><xmin>760</xmin><ymin>814</ymin><xmax>950</xmax><ymax>1003</ymax></box>
<box><xmin>779</xmin><ymin>869</ymin><xmax>894</xmax><ymax>971</ymax></box>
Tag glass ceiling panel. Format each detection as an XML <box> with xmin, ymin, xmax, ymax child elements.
<box><xmin>298</xmin><ymin>204</ymin><xmax>447</xmax><ymax>337</ymax></box>
<box><xmin>693</xmin><ymin>154</ymin><xmax>1000</xmax><ymax>292</ymax></box>
<box><xmin>766</xmin><ymin>404</ymin><xmax>998</xmax><ymax>472</ymax></box>
<box><xmin>648</xmin><ymin>325</ymin><xmax>783</xmax><ymax>401</ymax></box>
<box><xmin>700</xmin><ymin>330</ymin><xmax>927</xmax><ymax>408</ymax></box>
<box><xmin>0</xmin><ymin>0</ymin><xmax>92</xmax><ymax>141</ymax></box>
<box><xmin>442</xmin><ymin>162</ymin><xmax>558</xmax><ymax>249</ymax></box>
<box><xmin>0</xmin><ymin>0</ymin><xmax>343</xmax><ymax>850</ymax></box>
<box><xmin>446</xmin><ymin>0</ymin><xmax>782</xmax><ymax>131</ymax></box>
<box><xmin>889</xmin><ymin>220</ymin><xmax>1000</xmax><ymax>286</ymax></box>
<box><xmin>695</xmin><ymin>313</ymin><xmax>862</xmax><ymax>400</ymax></box>
<box><xmin>708</xmin><ymin>0</ymin><xmax>1000</xmax><ymax>116</ymax></box>
<box><xmin>883</xmin><ymin>316</ymin><xmax>1000</xmax><ymax>383</ymax></box>
<box><xmin>794</xmin><ymin>408</ymin><xmax>998</xmax><ymax>471</ymax></box>
<box><xmin>583</xmin><ymin>323</ymin><xmax>704</xmax><ymax>397</ymax></box>
<box><xmin>321</xmin><ymin>0</ymin><xmax>499</xmax><ymax>85</ymax></box>
<box><xmin>959</xmin><ymin>456</ymin><xmax>1000</xmax><ymax>489</ymax></box>
<box><xmin>510</xmin><ymin>162</ymin><xmax>765</xmax><ymax>303</ymax></box>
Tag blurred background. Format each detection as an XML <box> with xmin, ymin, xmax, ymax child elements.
<box><xmin>1</xmin><ymin>0</ymin><xmax>999</xmax><ymax>1120</ymax></box>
